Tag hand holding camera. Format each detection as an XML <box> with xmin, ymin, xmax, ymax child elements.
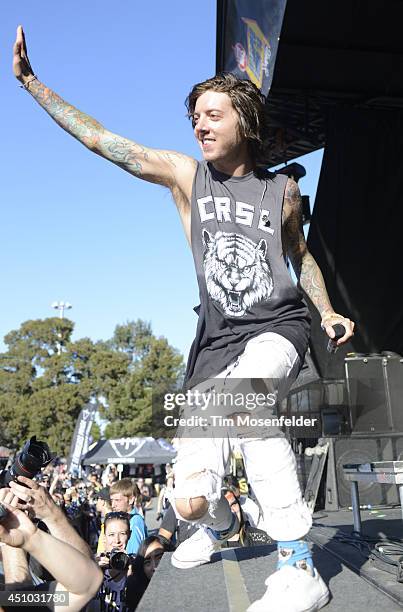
<box><xmin>0</xmin><ymin>501</ymin><xmax>37</xmax><ymax>548</ymax></box>
<box><xmin>8</xmin><ymin>475</ymin><xmax>57</xmax><ymax>521</ymax></box>
<box><xmin>97</xmin><ymin>548</ymin><xmax>134</xmax><ymax>571</ymax></box>
<box><xmin>0</xmin><ymin>437</ymin><xmax>58</xmax><ymax>523</ymax></box>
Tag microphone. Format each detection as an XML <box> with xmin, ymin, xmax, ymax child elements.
<box><xmin>326</xmin><ymin>323</ymin><xmax>345</xmax><ymax>354</ymax></box>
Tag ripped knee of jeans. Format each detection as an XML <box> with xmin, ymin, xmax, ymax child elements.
<box><xmin>173</xmin><ymin>469</ymin><xmax>222</xmax><ymax>518</ymax></box>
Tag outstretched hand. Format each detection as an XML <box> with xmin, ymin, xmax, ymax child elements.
<box><xmin>13</xmin><ymin>25</ymin><xmax>35</xmax><ymax>84</ymax></box>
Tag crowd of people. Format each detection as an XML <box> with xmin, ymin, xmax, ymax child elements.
<box><xmin>0</xmin><ymin>459</ymin><xmax>263</xmax><ymax>611</ymax></box>
<box><xmin>0</xmin><ymin>461</ymin><xmax>168</xmax><ymax>611</ymax></box>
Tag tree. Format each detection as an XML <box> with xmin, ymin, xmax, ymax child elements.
<box><xmin>0</xmin><ymin>318</ymin><xmax>129</xmax><ymax>455</ymax></box>
<box><xmin>0</xmin><ymin>318</ymin><xmax>185</xmax><ymax>454</ymax></box>
<box><xmin>108</xmin><ymin>320</ymin><xmax>153</xmax><ymax>364</ymax></box>
<box><xmin>104</xmin><ymin>335</ymin><xmax>184</xmax><ymax>439</ymax></box>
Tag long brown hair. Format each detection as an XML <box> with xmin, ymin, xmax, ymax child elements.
<box><xmin>185</xmin><ymin>73</ymin><xmax>268</xmax><ymax>165</ymax></box>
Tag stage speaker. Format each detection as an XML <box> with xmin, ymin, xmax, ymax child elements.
<box><xmin>324</xmin><ymin>436</ymin><xmax>402</xmax><ymax>510</ymax></box>
<box><xmin>345</xmin><ymin>354</ymin><xmax>403</xmax><ymax>434</ymax></box>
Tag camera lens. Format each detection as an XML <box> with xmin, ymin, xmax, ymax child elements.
<box><xmin>109</xmin><ymin>550</ymin><xmax>129</xmax><ymax>571</ymax></box>
<box><xmin>0</xmin><ymin>436</ymin><xmax>53</xmax><ymax>487</ymax></box>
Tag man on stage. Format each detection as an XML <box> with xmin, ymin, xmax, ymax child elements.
<box><xmin>13</xmin><ymin>25</ymin><xmax>354</xmax><ymax>610</ymax></box>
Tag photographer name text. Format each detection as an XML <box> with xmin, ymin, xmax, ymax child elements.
<box><xmin>163</xmin><ymin>414</ymin><xmax>318</xmax><ymax>428</ymax></box>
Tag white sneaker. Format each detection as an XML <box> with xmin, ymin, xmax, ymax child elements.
<box><xmin>171</xmin><ymin>512</ymin><xmax>240</xmax><ymax>570</ymax></box>
<box><xmin>247</xmin><ymin>565</ymin><xmax>330</xmax><ymax>612</ymax></box>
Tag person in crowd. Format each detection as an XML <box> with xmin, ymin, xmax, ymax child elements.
<box><xmin>158</xmin><ymin>504</ymin><xmax>199</xmax><ymax>549</ymax></box>
<box><xmin>108</xmin><ymin>479</ymin><xmax>147</xmax><ymax>554</ymax></box>
<box><xmin>12</xmin><ymin>25</ymin><xmax>356</xmax><ymax>610</ymax></box>
<box><xmin>135</xmin><ymin>480</ymin><xmax>153</xmax><ymax>517</ymax></box>
<box><xmin>153</xmin><ymin>465</ymin><xmax>163</xmax><ymax>497</ymax></box>
<box><xmin>135</xmin><ymin>478</ymin><xmax>144</xmax><ymax>491</ymax></box>
<box><xmin>125</xmin><ymin>536</ymin><xmax>166</xmax><ymax>611</ymax></box>
<box><xmin>0</xmin><ymin>489</ymin><xmax>102</xmax><ymax>611</ymax></box>
<box><xmin>50</xmin><ymin>490</ymin><xmax>64</xmax><ymax>508</ymax></box>
<box><xmin>222</xmin><ymin>487</ymin><xmax>272</xmax><ymax>549</ymax></box>
<box><xmin>155</xmin><ymin>494</ymin><xmax>167</xmax><ymax>522</ymax></box>
<box><xmin>155</xmin><ymin>487</ymin><xmax>170</xmax><ymax>522</ymax></box>
<box><xmin>87</xmin><ymin>471</ymin><xmax>102</xmax><ymax>493</ymax></box>
<box><xmin>62</xmin><ymin>489</ymin><xmax>73</xmax><ymax>510</ymax></box>
<box><xmin>156</xmin><ymin>464</ymin><xmax>174</xmax><ymax>521</ymax></box>
<box><xmin>58</xmin><ymin>486</ymin><xmax>89</xmax><ymax>541</ymax></box>
<box><xmin>48</xmin><ymin>466</ymin><xmax>69</xmax><ymax>499</ymax></box>
<box><xmin>95</xmin><ymin>487</ymin><xmax>112</xmax><ymax>555</ymax></box>
<box><xmin>221</xmin><ymin>489</ymin><xmax>244</xmax><ymax>548</ymax></box>
<box><xmin>224</xmin><ymin>475</ymin><xmax>263</xmax><ymax>529</ymax></box>
<box><xmin>104</xmin><ymin>465</ymin><xmax>119</xmax><ymax>487</ymax></box>
<box><xmin>39</xmin><ymin>473</ymin><xmax>50</xmax><ymax>489</ymax></box>
<box><xmin>96</xmin><ymin>487</ymin><xmax>112</xmax><ymax>514</ymax></box>
<box><xmin>90</xmin><ymin>513</ymin><xmax>133</xmax><ymax>612</ymax></box>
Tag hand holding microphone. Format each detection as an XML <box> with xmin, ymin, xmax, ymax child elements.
<box><xmin>321</xmin><ymin>312</ymin><xmax>355</xmax><ymax>353</ymax></box>
<box><xmin>326</xmin><ymin>323</ymin><xmax>346</xmax><ymax>353</ymax></box>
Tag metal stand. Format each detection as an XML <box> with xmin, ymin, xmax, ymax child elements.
<box><xmin>343</xmin><ymin>461</ymin><xmax>403</xmax><ymax>534</ymax></box>
<box><xmin>350</xmin><ymin>481</ymin><xmax>362</xmax><ymax>533</ymax></box>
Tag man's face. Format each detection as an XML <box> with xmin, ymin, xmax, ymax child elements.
<box><xmin>110</xmin><ymin>492</ymin><xmax>133</xmax><ymax>512</ymax></box>
<box><xmin>193</xmin><ymin>91</ymin><xmax>247</xmax><ymax>170</ymax></box>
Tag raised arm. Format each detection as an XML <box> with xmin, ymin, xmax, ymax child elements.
<box><xmin>0</xmin><ymin>502</ymin><xmax>102</xmax><ymax>611</ymax></box>
<box><xmin>13</xmin><ymin>26</ymin><xmax>195</xmax><ymax>237</ymax></box>
<box><xmin>0</xmin><ymin>488</ymin><xmax>32</xmax><ymax>589</ymax></box>
<box><xmin>282</xmin><ymin>178</ymin><xmax>355</xmax><ymax>344</ymax></box>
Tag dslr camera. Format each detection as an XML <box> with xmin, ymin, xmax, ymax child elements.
<box><xmin>0</xmin><ymin>436</ymin><xmax>53</xmax><ymax>487</ymax></box>
<box><xmin>105</xmin><ymin>548</ymin><xmax>135</xmax><ymax>571</ymax></box>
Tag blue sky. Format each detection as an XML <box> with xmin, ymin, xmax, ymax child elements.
<box><xmin>1</xmin><ymin>1</ymin><xmax>323</xmax><ymax>361</ymax></box>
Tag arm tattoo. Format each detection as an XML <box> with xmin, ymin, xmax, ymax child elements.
<box><xmin>26</xmin><ymin>79</ymin><xmax>192</xmax><ymax>182</ymax></box>
<box><xmin>99</xmin><ymin>136</ymin><xmax>145</xmax><ymax>176</ymax></box>
<box><xmin>27</xmin><ymin>79</ymin><xmax>103</xmax><ymax>150</ymax></box>
<box><xmin>283</xmin><ymin>179</ymin><xmax>333</xmax><ymax>318</ymax></box>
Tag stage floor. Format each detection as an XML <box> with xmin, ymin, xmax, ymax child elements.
<box><xmin>309</xmin><ymin>505</ymin><xmax>403</xmax><ymax>609</ymax></box>
<box><xmin>138</xmin><ymin>508</ymin><xmax>403</xmax><ymax>612</ymax></box>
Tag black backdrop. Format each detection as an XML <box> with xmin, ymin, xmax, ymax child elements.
<box><xmin>307</xmin><ymin>107</ymin><xmax>403</xmax><ymax>378</ymax></box>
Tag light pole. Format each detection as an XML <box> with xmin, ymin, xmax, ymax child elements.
<box><xmin>51</xmin><ymin>301</ymin><xmax>72</xmax><ymax>354</ymax></box>
<box><xmin>51</xmin><ymin>301</ymin><xmax>72</xmax><ymax>319</ymax></box>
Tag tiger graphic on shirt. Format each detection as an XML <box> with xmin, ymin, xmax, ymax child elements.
<box><xmin>202</xmin><ymin>229</ymin><xmax>274</xmax><ymax>317</ymax></box>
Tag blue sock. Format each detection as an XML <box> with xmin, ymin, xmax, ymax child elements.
<box><xmin>277</xmin><ymin>539</ymin><xmax>314</xmax><ymax>572</ymax></box>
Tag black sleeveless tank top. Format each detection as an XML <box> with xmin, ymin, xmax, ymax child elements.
<box><xmin>184</xmin><ymin>161</ymin><xmax>310</xmax><ymax>387</ymax></box>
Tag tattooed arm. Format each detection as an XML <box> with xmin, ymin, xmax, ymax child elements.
<box><xmin>13</xmin><ymin>26</ymin><xmax>195</xmax><ymax>239</ymax></box>
<box><xmin>282</xmin><ymin>178</ymin><xmax>354</xmax><ymax>345</ymax></box>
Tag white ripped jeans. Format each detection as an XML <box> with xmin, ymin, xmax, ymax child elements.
<box><xmin>173</xmin><ymin>332</ymin><xmax>312</xmax><ymax>541</ymax></box>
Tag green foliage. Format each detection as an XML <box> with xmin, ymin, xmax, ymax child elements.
<box><xmin>0</xmin><ymin>318</ymin><xmax>184</xmax><ymax>456</ymax></box>
<box><xmin>89</xmin><ymin>421</ymin><xmax>101</xmax><ymax>442</ymax></box>
<box><xmin>104</xmin><ymin>335</ymin><xmax>184</xmax><ymax>439</ymax></box>
<box><xmin>108</xmin><ymin>319</ymin><xmax>153</xmax><ymax>363</ymax></box>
